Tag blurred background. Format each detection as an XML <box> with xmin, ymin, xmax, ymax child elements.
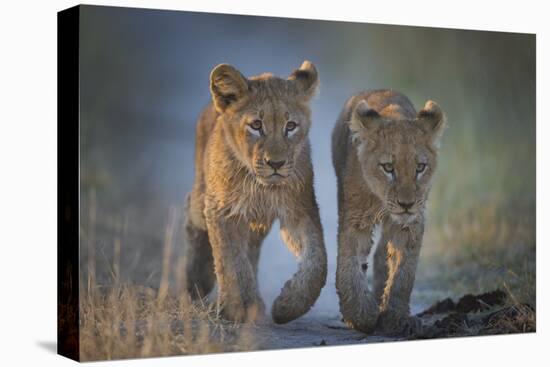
<box><xmin>79</xmin><ymin>5</ymin><xmax>535</xmax><ymax>316</ymax></box>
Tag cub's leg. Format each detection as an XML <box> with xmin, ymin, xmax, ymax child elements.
<box><xmin>376</xmin><ymin>220</ymin><xmax>424</xmax><ymax>335</ymax></box>
<box><xmin>205</xmin><ymin>212</ymin><xmax>262</xmax><ymax>322</ymax></box>
<box><xmin>247</xmin><ymin>229</ymin><xmax>268</xmax><ymax>279</ymax></box>
<box><xmin>336</xmin><ymin>222</ymin><xmax>379</xmax><ymax>332</ymax></box>
<box><xmin>246</xmin><ymin>228</ymin><xmax>270</xmax><ymax>318</ymax></box>
<box><xmin>271</xmin><ymin>207</ymin><xmax>327</xmax><ymax>324</ymax></box>
<box><xmin>373</xmin><ymin>238</ymin><xmax>389</xmax><ymax>306</ymax></box>
<box><xmin>183</xmin><ymin>195</ymin><xmax>215</xmax><ymax>300</ymax></box>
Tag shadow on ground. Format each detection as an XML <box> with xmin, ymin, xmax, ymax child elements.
<box><xmin>36</xmin><ymin>341</ymin><xmax>57</xmax><ymax>354</ymax></box>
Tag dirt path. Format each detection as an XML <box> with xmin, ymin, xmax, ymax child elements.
<box><xmin>251</xmin><ymin>289</ymin><xmax>533</xmax><ymax>350</ymax></box>
<box><xmin>255</xmin><ymin>314</ymin><xmax>393</xmax><ymax>350</ymax></box>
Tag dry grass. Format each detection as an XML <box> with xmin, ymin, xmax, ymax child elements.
<box><xmin>416</xmin><ymin>199</ymin><xmax>536</xmax><ymax>309</ymax></box>
<box><xmin>79</xmin><ymin>283</ymin><xmax>257</xmax><ymax>361</ymax></box>
<box><xmin>79</xmin><ymin>202</ymin><xmax>257</xmax><ymax>361</ymax></box>
<box><xmin>414</xmin><ymin>167</ymin><xmax>536</xmax><ymax>337</ymax></box>
<box><xmin>413</xmin><ymin>197</ymin><xmax>536</xmax><ymax>339</ymax></box>
<box><xmin>480</xmin><ymin>303</ymin><xmax>536</xmax><ymax>335</ymax></box>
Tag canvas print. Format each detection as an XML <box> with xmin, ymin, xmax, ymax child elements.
<box><xmin>58</xmin><ymin>4</ymin><xmax>536</xmax><ymax>362</ymax></box>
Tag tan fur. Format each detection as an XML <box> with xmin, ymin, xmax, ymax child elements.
<box><xmin>184</xmin><ymin>61</ymin><xmax>327</xmax><ymax>324</ymax></box>
<box><xmin>332</xmin><ymin>89</ymin><xmax>446</xmax><ymax>334</ymax></box>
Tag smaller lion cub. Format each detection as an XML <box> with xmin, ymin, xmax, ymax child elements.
<box><xmin>183</xmin><ymin>61</ymin><xmax>327</xmax><ymax>324</ymax></box>
<box><xmin>332</xmin><ymin>90</ymin><xmax>446</xmax><ymax>335</ymax></box>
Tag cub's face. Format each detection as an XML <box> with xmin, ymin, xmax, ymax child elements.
<box><xmin>349</xmin><ymin>100</ymin><xmax>446</xmax><ymax>224</ymax></box>
<box><xmin>210</xmin><ymin>61</ymin><xmax>318</xmax><ymax>186</ymax></box>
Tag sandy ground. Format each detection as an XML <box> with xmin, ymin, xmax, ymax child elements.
<box><xmin>254</xmin><ymin>315</ymin><xmax>393</xmax><ymax>350</ymax></box>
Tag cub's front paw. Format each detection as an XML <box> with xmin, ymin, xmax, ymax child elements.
<box><xmin>272</xmin><ymin>289</ymin><xmax>314</xmax><ymax>324</ymax></box>
<box><xmin>376</xmin><ymin>310</ymin><xmax>423</xmax><ymax>337</ymax></box>
<box><xmin>271</xmin><ymin>293</ymin><xmax>297</xmax><ymax>324</ymax></box>
<box><xmin>218</xmin><ymin>297</ymin><xmax>265</xmax><ymax>323</ymax></box>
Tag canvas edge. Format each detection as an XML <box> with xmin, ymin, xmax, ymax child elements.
<box><xmin>57</xmin><ymin>4</ymin><xmax>81</xmax><ymax>362</ymax></box>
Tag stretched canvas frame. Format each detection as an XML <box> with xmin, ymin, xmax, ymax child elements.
<box><xmin>58</xmin><ymin>4</ymin><xmax>536</xmax><ymax>362</ymax></box>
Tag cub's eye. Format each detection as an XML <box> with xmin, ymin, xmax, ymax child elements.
<box><xmin>247</xmin><ymin>120</ymin><xmax>263</xmax><ymax>137</ymax></box>
<box><xmin>416</xmin><ymin>163</ymin><xmax>427</xmax><ymax>173</ymax></box>
<box><xmin>285</xmin><ymin>121</ymin><xmax>297</xmax><ymax>132</ymax></box>
<box><xmin>249</xmin><ymin>120</ymin><xmax>263</xmax><ymax>131</ymax></box>
<box><xmin>381</xmin><ymin>163</ymin><xmax>394</xmax><ymax>173</ymax></box>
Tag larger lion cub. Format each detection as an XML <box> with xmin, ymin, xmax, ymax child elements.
<box><xmin>332</xmin><ymin>89</ymin><xmax>446</xmax><ymax>334</ymax></box>
<box><xmin>183</xmin><ymin>61</ymin><xmax>327</xmax><ymax>324</ymax></box>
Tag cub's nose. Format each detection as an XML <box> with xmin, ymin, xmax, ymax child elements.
<box><xmin>398</xmin><ymin>200</ymin><xmax>414</xmax><ymax>210</ymax></box>
<box><xmin>265</xmin><ymin>159</ymin><xmax>285</xmax><ymax>170</ymax></box>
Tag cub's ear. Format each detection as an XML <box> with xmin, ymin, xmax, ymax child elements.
<box><xmin>349</xmin><ymin>100</ymin><xmax>383</xmax><ymax>136</ymax></box>
<box><xmin>210</xmin><ymin>64</ymin><xmax>249</xmax><ymax>112</ymax></box>
<box><xmin>415</xmin><ymin>100</ymin><xmax>446</xmax><ymax>148</ymax></box>
<box><xmin>288</xmin><ymin>60</ymin><xmax>319</xmax><ymax>101</ymax></box>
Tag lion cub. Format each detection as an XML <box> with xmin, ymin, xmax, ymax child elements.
<box><xmin>183</xmin><ymin>61</ymin><xmax>327</xmax><ymax>324</ymax></box>
<box><xmin>332</xmin><ymin>89</ymin><xmax>446</xmax><ymax>334</ymax></box>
